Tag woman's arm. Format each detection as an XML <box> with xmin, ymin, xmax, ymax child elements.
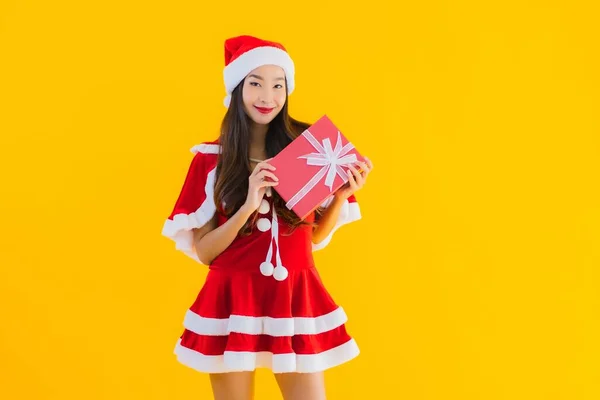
<box><xmin>194</xmin><ymin>159</ymin><xmax>279</xmax><ymax>265</ymax></box>
<box><xmin>192</xmin><ymin>205</ymin><xmax>255</xmax><ymax>265</ymax></box>
<box><xmin>312</xmin><ymin>159</ymin><xmax>373</xmax><ymax>244</ymax></box>
<box><xmin>312</xmin><ymin>194</ymin><xmax>345</xmax><ymax>244</ymax></box>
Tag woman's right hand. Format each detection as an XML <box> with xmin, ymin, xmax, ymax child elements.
<box><xmin>242</xmin><ymin>159</ymin><xmax>279</xmax><ymax>214</ymax></box>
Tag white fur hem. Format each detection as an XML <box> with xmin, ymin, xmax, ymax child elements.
<box><xmin>312</xmin><ymin>200</ymin><xmax>361</xmax><ymax>251</ymax></box>
<box><xmin>161</xmin><ymin>167</ymin><xmax>217</xmax><ymax>264</ymax></box>
<box><xmin>183</xmin><ymin>306</ymin><xmax>348</xmax><ymax>337</ymax></box>
<box><xmin>174</xmin><ymin>337</ymin><xmax>360</xmax><ymax>373</ymax></box>
<box><xmin>223</xmin><ymin>46</ymin><xmax>295</xmax><ymax>94</ymax></box>
<box><xmin>190</xmin><ymin>144</ymin><xmax>220</xmax><ymax>155</ymax></box>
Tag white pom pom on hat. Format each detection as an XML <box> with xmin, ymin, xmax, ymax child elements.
<box><xmin>222</xmin><ymin>35</ymin><xmax>295</xmax><ymax>107</ymax></box>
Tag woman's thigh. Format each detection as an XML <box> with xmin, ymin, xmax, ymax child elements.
<box><xmin>209</xmin><ymin>371</ymin><xmax>256</xmax><ymax>400</ymax></box>
<box><xmin>274</xmin><ymin>371</ymin><xmax>326</xmax><ymax>400</ymax></box>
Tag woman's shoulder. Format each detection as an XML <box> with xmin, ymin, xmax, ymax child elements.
<box><xmin>190</xmin><ymin>138</ymin><xmax>221</xmax><ymax>156</ymax></box>
<box><xmin>188</xmin><ymin>138</ymin><xmax>221</xmax><ymax>168</ymax></box>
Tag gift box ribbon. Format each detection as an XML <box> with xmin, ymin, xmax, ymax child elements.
<box><xmin>285</xmin><ymin>129</ymin><xmax>358</xmax><ymax>210</ymax></box>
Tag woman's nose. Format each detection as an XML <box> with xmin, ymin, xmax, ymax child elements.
<box><xmin>259</xmin><ymin>89</ymin><xmax>274</xmax><ymax>103</ymax></box>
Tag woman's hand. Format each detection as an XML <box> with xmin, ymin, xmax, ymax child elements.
<box><xmin>242</xmin><ymin>159</ymin><xmax>279</xmax><ymax>214</ymax></box>
<box><xmin>334</xmin><ymin>156</ymin><xmax>373</xmax><ymax>200</ymax></box>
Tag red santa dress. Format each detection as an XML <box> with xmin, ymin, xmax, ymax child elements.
<box><xmin>161</xmin><ymin>140</ymin><xmax>362</xmax><ymax>373</ymax></box>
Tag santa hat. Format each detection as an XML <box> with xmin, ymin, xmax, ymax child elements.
<box><xmin>222</xmin><ymin>35</ymin><xmax>295</xmax><ymax>107</ymax></box>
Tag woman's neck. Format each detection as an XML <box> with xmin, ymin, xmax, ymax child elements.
<box><xmin>249</xmin><ymin>121</ymin><xmax>268</xmax><ymax>160</ymax></box>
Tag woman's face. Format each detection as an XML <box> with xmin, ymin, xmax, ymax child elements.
<box><xmin>242</xmin><ymin>64</ymin><xmax>287</xmax><ymax>125</ymax></box>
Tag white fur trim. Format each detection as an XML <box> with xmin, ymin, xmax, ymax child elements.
<box><xmin>190</xmin><ymin>144</ymin><xmax>221</xmax><ymax>155</ymax></box>
<box><xmin>161</xmin><ymin>166</ymin><xmax>217</xmax><ymax>264</ymax></box>
<box><xmin>183</xmin><ymin>306</ymin><xmax>348</xmax><ymax>337</ymax></box>
<box><xmin>174</xmin><ymin>337</ymin><xmax>360</xmax><ymax>373</ymax></box>
<box><xmin>223</xmin><ymin>46</ymin><xmax>295</xmax><ymax>97</ymax></box>
<box><xmin>312</xmin><ymin>200</ymin><xmax>361</xmax><ymax>251</ymax></box>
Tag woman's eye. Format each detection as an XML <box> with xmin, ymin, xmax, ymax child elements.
<box><xmin>249</xmin><ymin>82</ymin><xmax>282</xmax><ymax>88</ymax></box>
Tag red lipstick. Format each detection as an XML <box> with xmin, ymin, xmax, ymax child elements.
<box><xmin>254</xmin><ymin>106</ymin><xmax>275</xmax><ymax>114</ymax></box>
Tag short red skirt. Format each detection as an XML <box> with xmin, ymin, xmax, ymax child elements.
<box><xmin>173</xmin><ymin>265</ymin><xmax>359</xmax><ymax>373</ymax></box>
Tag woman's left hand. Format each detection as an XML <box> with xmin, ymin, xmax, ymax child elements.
<box><xmin>334</xmin><ymin>156</ymin><xmax>374</xmax><ymax>200</ymax></box>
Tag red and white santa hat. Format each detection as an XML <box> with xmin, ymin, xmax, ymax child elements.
<box><xmin>223</xmin><ymin>35</ymin><xmax>295</xmax><ymax>107</ymax></box>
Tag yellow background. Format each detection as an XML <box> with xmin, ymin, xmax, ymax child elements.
<box><xmin>1</xmin><ymin>1</ymin><xmax>599</xmax><ymax>399</ymax></box>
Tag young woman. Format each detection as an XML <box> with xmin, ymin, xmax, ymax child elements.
<box><xmin>162</xmin><ymin>35</ymin><xmax>373</xmax><ymax>400</ymax></box>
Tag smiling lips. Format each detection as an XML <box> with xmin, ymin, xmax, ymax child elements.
<box><xmin>254</xmin><ymin>106</ymin><xmax>275</xmax><ymax>114</ymax></box>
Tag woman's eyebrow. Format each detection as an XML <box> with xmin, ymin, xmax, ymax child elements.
<box><xmin>248</xmin><ymin>74</ymin><xmax>285</xmax><ymax>81</ymax></box>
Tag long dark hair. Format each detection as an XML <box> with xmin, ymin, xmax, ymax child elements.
<box><xmin>213</xmin><ymin>78</ymin><xmax>324</xmax><ymax>236</ymax></box>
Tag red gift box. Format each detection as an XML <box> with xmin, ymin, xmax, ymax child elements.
<box><xmin>269</xmin><ymin>115</ymin><xmax>366</xmax><ymax>220</ymax></box>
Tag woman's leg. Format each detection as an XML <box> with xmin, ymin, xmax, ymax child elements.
<box><xmin>274</xmin><ymin>371</ymin><xmax>326</xmax><ymax>400</ymax></box>
<box><xmin>209</xmin><ymin>371</ymin><xmax>256</xmax><ymax>400</ymax></box>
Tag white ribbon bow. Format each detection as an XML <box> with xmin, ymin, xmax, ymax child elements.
<box><xmin>285</xmin><ymin>129</ymin><xmax>357</xmax><ymax>210</ymax></box>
